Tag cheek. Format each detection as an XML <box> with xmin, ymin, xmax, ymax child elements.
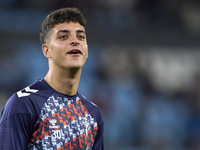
<box><xmin>50</xmin><ymin>44</ymin><xmax>64</xmax><ymax>58</ymax></box>
<box><xmin>85</xmin><ymin>45</ymin><xmax>88</xmax><ymax>58</ymax></box>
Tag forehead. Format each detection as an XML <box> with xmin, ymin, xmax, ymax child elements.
<box><xmin>52</xmin><ymin>22</ymin><xmax>85</xmax><ymax>33</ymax></box>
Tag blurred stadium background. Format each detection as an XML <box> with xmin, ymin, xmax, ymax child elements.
<box><xmin>0</xmin><ymin>0</ymin><xmax>200</xmax><ymax>149</ymax></box>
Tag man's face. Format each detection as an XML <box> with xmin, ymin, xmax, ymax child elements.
<box><xmin>43</xmin><ymin>22</ymin><xmax>88</xmax><ymax>70</ymax></box>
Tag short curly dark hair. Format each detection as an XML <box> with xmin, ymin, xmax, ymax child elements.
<box><xmin>40</xmin><ymin>7</ymin><xmax>86</xmax><ymax>44</ymax></box>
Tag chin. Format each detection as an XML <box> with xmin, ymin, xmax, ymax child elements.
<box><xmin>68</xmin><ymin>64</ymin><xmax>83</xmax><ymax>70</ymax></box>
<box><xmin>69</xmin><ymin>61</ymin><xmax>85</xmax><ymax>68</ymax></box>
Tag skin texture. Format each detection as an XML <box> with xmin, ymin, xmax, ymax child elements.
<box><xmin>42</xmin><ymin>22</ymin><xmax>88</xmax><ymax>96</ymax></box>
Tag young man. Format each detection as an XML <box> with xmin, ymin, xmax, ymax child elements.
<box><xmin>0</xmin><ymin>7</ymin><xmax>104</xmax><ymax>150</ymax></box>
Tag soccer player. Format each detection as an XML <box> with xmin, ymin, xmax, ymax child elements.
<box><xmin>0</xmin><ymin>7</ymin><xmax>104</xmax><ymax>150</ymax></box>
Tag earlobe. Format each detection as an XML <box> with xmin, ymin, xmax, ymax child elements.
<box><xmin>42</xmin><ymin>44</ymin><xmax>51</xmax><ymax>58</ymax></box>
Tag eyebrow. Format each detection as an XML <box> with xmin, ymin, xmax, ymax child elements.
<box><xmin>56</xmin><ymin>29</ymin><xmax>86</xmax><ymax>34</ymax></box>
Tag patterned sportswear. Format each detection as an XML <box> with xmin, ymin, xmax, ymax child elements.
<box><xmin>0</xmin><ymin>79</ymin><xmax>104</xmax><ymax>150</ymax></box>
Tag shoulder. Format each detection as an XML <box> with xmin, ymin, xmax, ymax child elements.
<box><xmin>0</xmin><ymin>92</ymin><xmax>31</xmax><ymax>123</ymax></box>
<box><xmin>3</xmin><ymin>92</ymin><xmax>31</xmax><ymax>115</ymax></box>
<box><xmin>1</xmin><ymin>79</ymin><xmax>52</xmax><ymax>122</ymax></box>
<box><xmin>78</xmin><ymin>93</ymin><xmax>100</xmax><ymax>111</ymax></box>
<box><xmin>78</xmin><ymin>93</ymin><xmax>104</xmax><ymax>124</ymax></box>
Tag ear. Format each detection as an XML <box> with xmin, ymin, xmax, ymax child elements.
<box><xmin>42</xmin><ymin>44</ymin><xmax>51</xmax><ymax>58</ymax></box>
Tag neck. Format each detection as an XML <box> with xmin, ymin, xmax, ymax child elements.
<box><xmin>44</xmin><ymin>67</ymin><xmax>82</xmax><ymax>96</ymax></box>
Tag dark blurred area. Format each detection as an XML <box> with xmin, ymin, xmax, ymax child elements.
<box><xmin>0</xmin><ymin>0</ymin><xmax>200</xmax><ymax>149</ymax></box>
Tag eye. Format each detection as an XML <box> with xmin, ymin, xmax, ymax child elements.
<box><xmin>77</xmin><ymin>35</ymin><xmax>85</xmax><ymax>40</ymax></box>
<box><xmin>59</xmin><ymin>35</ymin><xmax>68</xmax><ymax>39</ymax></box>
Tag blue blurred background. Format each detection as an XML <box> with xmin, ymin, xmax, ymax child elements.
<box><xmin>0</xmin><ymin>0</ymin><xmax>200</xmax><ymax>149</ymax></box>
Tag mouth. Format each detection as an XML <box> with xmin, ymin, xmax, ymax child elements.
<box><xmin>67</xmin><ymin>49</ymin><xmax>82</xmax><ymax>55</ymax></box>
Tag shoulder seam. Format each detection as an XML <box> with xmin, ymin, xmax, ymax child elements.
<box><xmin>0</xmin><ymin>113</ymin><xmax>37</xmax><ymax>125</ymax></box>
<box><xmin>78</xmin><ymin>93</ymin><xmax>98</xmax><ymax>107</ymax></box>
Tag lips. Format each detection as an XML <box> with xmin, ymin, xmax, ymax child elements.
<box><xmin>67</xmin><ymin>49</ymin><xmax>82</xmax><ymax>54</ymax></box>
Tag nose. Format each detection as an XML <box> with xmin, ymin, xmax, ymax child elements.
<box><xmin>70</xmin><ymin>36</ymin><xmax>79</xmax><ymax>46</ymax></box>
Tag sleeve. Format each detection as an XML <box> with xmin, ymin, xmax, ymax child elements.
<box><xmin>0</xmin><ymin>113</ymin><xmax>35</xmax><ymax>150</ymax></box>
<box><xmin>0</xmin><ymin>94</ymin><xmax>36</xmax><ymax>150</ymax></box>
<box><xmin>92</xmin><ymin>110</ymin><xmax>104</xmax><ymax>150</ymax></box>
